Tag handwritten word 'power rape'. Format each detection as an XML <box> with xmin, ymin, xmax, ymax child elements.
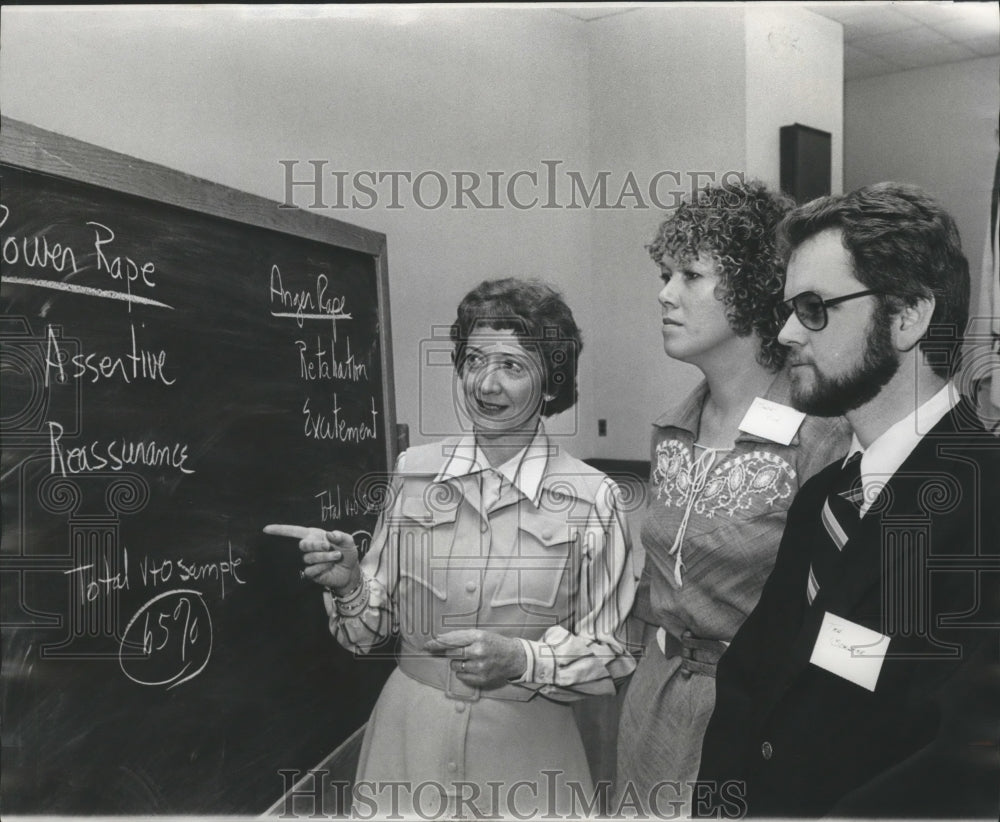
<box><xmin>1</xmin><ymin>206</ymin><xmax>157</xmax><ymax>307</ymax></box>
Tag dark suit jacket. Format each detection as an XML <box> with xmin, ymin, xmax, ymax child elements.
<box><xmin>697</xmin><ymin>401</ymin><xmax>1000</xmax><ymax>818</ymax></box>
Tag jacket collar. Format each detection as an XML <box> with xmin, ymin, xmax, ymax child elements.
<box><xmin>434</xmin><ymin>424</ymin><xmax>552</xmax><ymax>506</ymax></box>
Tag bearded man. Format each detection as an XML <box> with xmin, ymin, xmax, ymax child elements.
<box><xmin>696</xmin><ymin>183</ymin><xmax>1000</xmax><ymax>819</ymax></box>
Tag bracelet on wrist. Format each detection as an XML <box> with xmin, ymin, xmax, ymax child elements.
<box><xmin>331</xmin><ymin>576</ymin><xmax>369</xmax><ymax>617</ymax></box>
<box><xmin>331</xmin><ymin>578</ymin><xmax>364</xmax><ymax>601</ymax></box>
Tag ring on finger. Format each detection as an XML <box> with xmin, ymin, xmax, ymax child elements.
<box><xmin>460</xmin><ymin>660</ymin><xmax>466</xmax><ymax>672</ymax></box>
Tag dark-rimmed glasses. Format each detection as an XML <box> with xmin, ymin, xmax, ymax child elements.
<box><xmin>782</xmin><ymin>289</ymin><xmax>880</xmax><ymax>332</ymax></box>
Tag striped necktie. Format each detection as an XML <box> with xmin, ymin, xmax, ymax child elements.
<box><xmin>807</xmin><ymin>452</ymin><xmax>864</xmax><ymax>605</ymax></box>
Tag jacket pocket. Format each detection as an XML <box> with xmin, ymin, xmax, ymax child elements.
<box><xmin>491</xmin><ymin>512</ymin><xmax>577</xmax><ymax>609</ymax></box>
<box><xmin>396</xmin><ymin>496</ymin><xmax>459</xmax><ymax>602</ymax></box>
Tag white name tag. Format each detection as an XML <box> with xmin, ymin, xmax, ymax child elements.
<box><xmin>738</xmin><ymin>397</ymin><xmax>806</xmax><ymax>446</ymax></box>
<box><xmin>810</xmin><ymin>611</ymin><xmax>890</xmax><ymax>692</ymax></box>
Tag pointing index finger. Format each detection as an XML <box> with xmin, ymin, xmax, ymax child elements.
<box><xmin>263</xmin><ymin>524</ymin><xmax>311</xmax><ymax>540</ymax></box>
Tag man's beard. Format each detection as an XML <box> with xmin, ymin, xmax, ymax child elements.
<box><xmin>789</xmin><ymin>304</ymin><xmax>900</xmax><ymax>417</ymax></box>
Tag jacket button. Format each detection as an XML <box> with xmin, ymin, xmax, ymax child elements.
<box><xmin>761</xmin><ymin>741</ymin><xmax>773</xmax><ymax>760</ymax></box>
<box><xmin>465</xmin><ymin>581</ymin><xmax>477</xmax><ymax>593</ymax></box>
<box><xmin>541</xmin><ymin>529</ymin><xmax>554</xmax><ymax>541</ymax></box>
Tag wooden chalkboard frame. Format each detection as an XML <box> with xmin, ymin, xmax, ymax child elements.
<box><xmin>0</xmin><ymin>116</ymin><xmax>400</xmax><ymax>814</ymax></box>
<box><xmin>0</xmin><ymin>115</ymin><xmax>397</xmax><ymax>470</ymax></box>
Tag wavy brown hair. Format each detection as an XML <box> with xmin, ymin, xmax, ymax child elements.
<box><xmin>450</xmin><ymin>278</ymin><xmax>582</xmax><ymax>417</ymax></box>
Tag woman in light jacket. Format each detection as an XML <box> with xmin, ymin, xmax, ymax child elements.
<box><xmin>268</xmin><ymin>278</ymin><xmax>637</xmax><ymax>818</ymax></box>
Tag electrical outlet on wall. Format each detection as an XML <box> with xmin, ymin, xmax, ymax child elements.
<box><xmin>598</xmin><ymin>419</ymin><xmax>607</xmax><ymax>437</ymax></box>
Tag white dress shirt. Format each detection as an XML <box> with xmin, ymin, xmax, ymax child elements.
<box><xmin>845</xmin><ymin>383</ymin><xmax>959</xmax><ymax>516</ymax></box>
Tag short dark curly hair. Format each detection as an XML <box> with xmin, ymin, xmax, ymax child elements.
<box><xmin>647</xmin><ymin>179</ymin><xmax>794</xmax><ymax>371</ymax></box>
<box><xmin>450</xmin><ymin>278</ymin><xmax>582</xmax><ymax>417</ymax></box>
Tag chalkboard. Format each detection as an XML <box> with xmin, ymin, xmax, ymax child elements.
<box><xmin>0</xmin><ymin>118</ymin><xmax>399</xmax><ymax>814</ymax></box>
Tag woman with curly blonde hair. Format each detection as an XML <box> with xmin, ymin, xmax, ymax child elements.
<box><xmin>615</xmin><ymin>180</ymin><xmax>850</xmax><ymax>814</ymax></box>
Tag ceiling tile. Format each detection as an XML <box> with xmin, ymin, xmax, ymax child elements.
<box><xmin>803</xmin><ymin>3</ymin><xmax>874</xmax><ymax>23</ymax></box>
<box><xmin>897</xmin><ymin>2</ymin><xmax>996</xmax><ymax>27</ymax></box>
<box><xmin>551</xmin><ymin>7</ymin><xmax>637</xmax><ymax>23</ymax></box>
<box><xmin>853</xmin><ymin>24</ymin><xmax>951</xmax><ymax>57</ymax></box>
<box><xmin>931</xmin><ymin>18</ymin><xmax>1000</xmax><ymax>42</ymax></box>
<box><xmin>904</xmin><ymin>40</ymin><xmax>980</xmax><ymax>64</ymax></box>
<box><xmin>964</xmin><ymin>35</ymin><xmax>1000</xmax><ymax>56</ymax></box>
<box><xmin>839</xmin><ymin>8</ymin><xmax>924</xmax><ymax>40</ymax></box>
<box><xmin>844</xmin><ymin>58</ymin><xmax>903</xmax><ymax>81</ymax></box>
<box><xmin>843</xmin><ymin>43</ymin><xmax>905</xmax><ymax>79</ymax></box>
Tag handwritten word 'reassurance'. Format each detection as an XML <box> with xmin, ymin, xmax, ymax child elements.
<box><xmin>48</xmin><ymin>421</ymin><xmax>195</xmax><ymax>477</ymax></box>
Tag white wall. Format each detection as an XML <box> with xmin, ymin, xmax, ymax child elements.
<box><xmin>845</xmin><ymin>56</ymin><xmax>1000</xmax><ymax>292</ymax></box>
<box><xmin>745</xmin><ymin>6</ymin><xmax>844</xmax><ymax>194</ymax></box>
<box><xmin>585</xmin><ymin>5</ymin><xmax>842</xmax><ymax>460</ymax></box>
<box><xmin>585</xmin><ymin>6</ymin><xmax>747</xmax><ymax>458</ymax></box>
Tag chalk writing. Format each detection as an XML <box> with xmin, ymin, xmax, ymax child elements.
<box><xmin>90</xmin><ymin>221</ymin><xmax>157</xmax><ymax>310</ymax></box>
<box><xmin>44</xmin><ymin>322</ymin><xmax>176</xmax><ymax>387</ymax></box>
<box><xmin>352</xmin><ymin>530</ymin><xmax>373</xmax><ymax>558</ymax></box>
<box><xmin>0</xmin><ymin>204</ymin><xmax>170</xmax><ymax>310</ymax></box>
<box><xmin>64</xmin><ymin>543</ymin><xmax>246</xmax><ymax>602</ymax></box>
<box><xmin>64</xmin><ymin>548</ymin><xmax>131</xmax><ymax>601</ymax></box>
<box><xmin>301</xmin><ymin>395</ymin><xmax>379</xmax><ymax>443</ymax></box>
<box><xmin>316</xmin><ymin>486</ymin><xmax>380</xmax><ymax>522</ymax></box>
<box><xmin>138</xmin><ymin>542</ymin><xmax>246</xmax><ymax>599</ymax></box>
<box><xmin>297</xmin><ymin>335</ymin><xmax>368</xmax><ymax>382</ymax></box>
<box><xmin>1</xmin><ymin>202</ymin><xmax>78</xmax><ymax>274</ymax></box>
<box><xmin>47</xmin><ymin>421</ymin><xmax>195</xmax><ymax>477</ymax></box>
<box><xmin>120</xmin><ymin>590</ymin><xmax>213</xmax><ymax>689</ymax></box>
<box><xmin>269</xmin><ymin>265</ymin><xmax>352</xmax><ymax>338</ymax></box>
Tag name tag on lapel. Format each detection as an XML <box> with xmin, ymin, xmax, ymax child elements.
<box><xmin>738</xmin><ymin>397</ymin><xmax>805</xmax><ymax>445</ymax></box>
<box><xmin>810</xmin><ymin>611</ymin><xmax>890</xmax><ymax>692</ymax></box>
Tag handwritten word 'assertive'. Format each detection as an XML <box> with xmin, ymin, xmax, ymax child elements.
<box><xmin>45</xmin><ymin>322</ymin><xmax>176</xmax><ymax>387</ymax></box>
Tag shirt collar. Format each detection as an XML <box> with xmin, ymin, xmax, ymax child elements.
<box><xmin>652</xmin><ymin>370</ymin><xmax>803</xmax><ymax>446</ymax></box>
<box><xmin>653</xmin><ymin>380</ymin><xmax>709</xmax><ymax>434</ymax></box>
<box><xmin>846</xmin><ymin>382</ymin><xmax>958</xmax><ymax>514</ymax></box>
<box><xmin>434</xmin><ymin>424</ymin><xmax>551</xmax><ymax>504</ymax></box>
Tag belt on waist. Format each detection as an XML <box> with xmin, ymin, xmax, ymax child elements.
<box><xmin>396</xmin><ymin>652</ymin><xmax>536</xmax><ymax>703</ymax></box>
<box><xmin>655</xmin><ymin>627</ymin><xmax>727</xmax><ymax>678</ymax></box>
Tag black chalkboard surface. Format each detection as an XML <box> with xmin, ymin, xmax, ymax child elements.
<box><xmin>0</xmin><ymin>118</ymin><xmax>398</xmax><ymax>814</ymax></box>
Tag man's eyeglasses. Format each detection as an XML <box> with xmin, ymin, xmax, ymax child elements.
<box><xmin>782</xmin><ymin>289</ymin><xmax>880</xmax><ymax>332</ymax></box>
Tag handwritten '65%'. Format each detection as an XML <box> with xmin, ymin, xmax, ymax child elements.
<box><xmin>119</xmin><ymin>589</ymin><xmax>213</xmax><ymax>689</ymax></box>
